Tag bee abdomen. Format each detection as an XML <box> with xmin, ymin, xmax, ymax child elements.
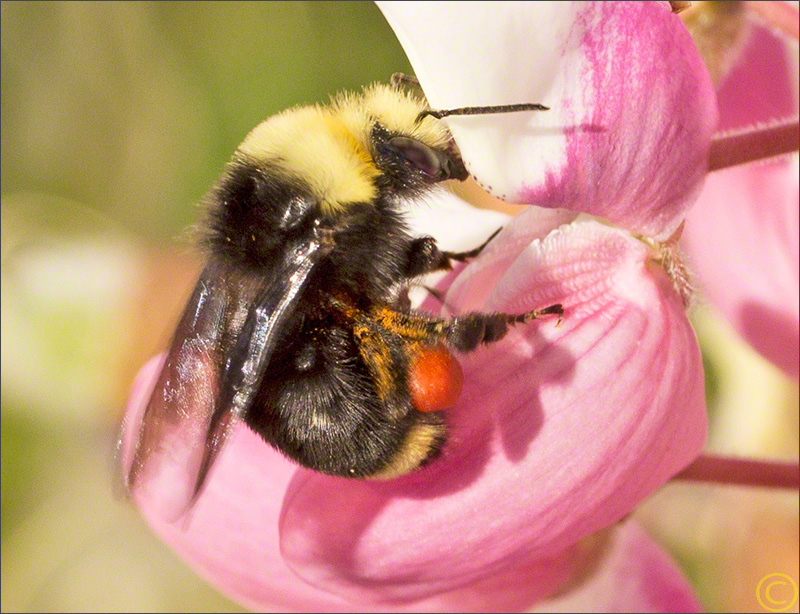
<box><xmin>246</xmin><ymin>326</ymin><xmax>446</xmax><ymax>479</ymax></box>
<box><xmin>365</xmin><ymin>413</ymin><xmax>446</xmax><ymax>480</ymax></box>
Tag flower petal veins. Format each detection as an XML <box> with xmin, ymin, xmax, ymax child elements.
<box><xmin>379</xmin><ymin>1</ymin><xmax>719</xmax><ymax>239</ymax></box>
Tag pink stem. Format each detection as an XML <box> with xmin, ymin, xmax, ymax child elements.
<box><xmin>708</xmin><ymin>118</ymin><xmax>799</xmax><ymax>172</ymax></box>
<box><xmin>675</xmin><ymin>454</ymin><xmax>799</xmax><ymax>489</ymax></box>
<box><xmin>745</xmin><ymin>1</ymin><xmax>800</xmax><ymax>41</ymax></box>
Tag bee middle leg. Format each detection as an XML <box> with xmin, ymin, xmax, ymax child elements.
<box><xmin>404</xmin><ymin>228</ymin><xmax>502</xmax><ymax>277</ymax></box>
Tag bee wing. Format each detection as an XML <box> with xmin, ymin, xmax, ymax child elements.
<box><xmin>127</xmin><ymin>229</ymin><xmax>332</xmax><ymax>520</ymax></box>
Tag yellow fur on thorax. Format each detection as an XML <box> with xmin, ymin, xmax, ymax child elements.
<box><xmin>238</xmin><ymin>106</ymin><xmax>379</xmax><ymax>214</ymax></box>
<box><xmin>237</xmin><ymin>84</ymin><xmax>451</xmax><ymax>215</ymax></box>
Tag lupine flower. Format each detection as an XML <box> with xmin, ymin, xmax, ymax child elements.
<box><xmin>682</xmin><ymin>10</ymin><xmax>799</xmax><ymax>379</ymax></box>
<box><xmin>123</xmin><ymin>2</ymin><xmax>796</xmax><ymax>610</ymax></box>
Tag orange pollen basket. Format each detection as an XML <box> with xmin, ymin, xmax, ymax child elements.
<box><xmin>408</xmin><ymin>344</ymin><xmax>464</xmax><ymax>412</ymax></box>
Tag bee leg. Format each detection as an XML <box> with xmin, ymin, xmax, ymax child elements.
<box><xmin>438</xmin><ymin>306</ymin><xmax>563</xmax><ymax>352</ymax></box>
<box><xmin>405</xmin><ymin>236</ymin><xmax>451</xmax><ymax>276</ymax></box>
<box><xmin>393</xmin><ymin>284</ymin><xmax>451</xmax><ymax>314</ymax></box>
<box><xmin>441</xmin><ymin>227</ymin><xmax>502</xmax><ymax>264</ymax></box>
<box><xmin>394</xmin><ymin>287</ymin><xmax>412</xmax><ymax>312</ymax></box>
<box><xmin>421</xmin><ymin>286</ymin><xmax>447</xmax><ymax>307</ymax></box>
<box><xmin>404</xmin><ymin>228</ymin><xmax>502</xmax><ymax>277</ymax></box>
<box><xmin>374</xmin><ymin>303</ymin><xmax>564</xmax><ymax>353</ymax></box>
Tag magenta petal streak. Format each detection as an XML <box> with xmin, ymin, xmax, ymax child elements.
<box><xmin>379</xmin><ymin>2</ymin><xmax>718</xmax><ymax>240</ymax></box>
<box><xmin>518</xmin><ymin>2</ymin><xmax>718</xmax><ymax>240</ymax></box>
<box><xmin>279</xmin><ymin>219</ymin><xmax>707</xmax><ymax>603</ymax></box>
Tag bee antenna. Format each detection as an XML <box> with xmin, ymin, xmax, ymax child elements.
<box><xmin>391</xmin><ymin>72</ymin><xmax>421</xmax><ymax>89</ymax></box>
<box><xmin>416</xmin><ymin>102</ymin><xmax>549</xmax><ymax>124</ymax></box>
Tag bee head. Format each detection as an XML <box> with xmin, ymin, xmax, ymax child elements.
<box><xmin>234</xmin><ymin>83</ymin><xmax>468</xmax><ymax>219</ymax></box>
<box><xmin>334</xmin><ymin>83</ymin><xmax>469</xmax><ymax>197</ymax></box>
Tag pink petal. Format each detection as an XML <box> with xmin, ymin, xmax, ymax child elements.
<box><xmin>538</xmin><ymin>522</ymin><xmax>703</xmax><ymax>613</ymax></box>
<box><xmin>683</xmin><ymin>156</ymin><xmax>799</xmax><ymax>378</ymax></box>
<box><xmin>279</xmin><ymin>219</ymin><xmax>707</xmax><ymax>603</ymax></box>
<box><xmin>717</xmin><ymin>20</ymin><xmax>799</xmax><ymax>132</ymax></box>
<box><xmin>120</xmin><ymin>357</ymin><xmax>352</xmax><ymax>612</ymax></box>
<box><xmin>443</xmin><ymin>205</ymin><xmax>580</xmax><ymax>313</ymax></box>
<box><xmin>121</xmin><ymin>357</ymin><xmax>589</xmax><ymax>612</ymax></box>
<box><xmin>379</xmin><ymin>1</ymin><xmax>718</xmax><ymax>239</ymax></box>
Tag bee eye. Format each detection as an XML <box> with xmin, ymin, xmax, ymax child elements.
<box><xmin>387</xmin><ymin>137</ymin><xmax>442</xmax><ymax>177</ymax></box>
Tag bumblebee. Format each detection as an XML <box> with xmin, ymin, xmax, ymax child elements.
<box><xmin>127</xmin><ymin>80</ymin><xmax>561</xmax><ymax>515</ymax></box>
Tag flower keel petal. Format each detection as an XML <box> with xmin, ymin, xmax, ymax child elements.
<box><xmin>122</xmin><ymin>358</ymin><xmax>590</xmax><ymax>612</ymax></box>
<box><xmin>279</xmin><ymin>219</ymin><xmax>707</xmax><ymax>603</ymax></box>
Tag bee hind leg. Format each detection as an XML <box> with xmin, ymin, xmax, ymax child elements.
<box><xmin>374</xmin><ymin>302</ymin><xmax>564</xmax><ymax>353</ymax></box>
<box><xmin>437</xmin><ymin>304</ymin><xmax>563</xmax><ymax>352</ymax></box>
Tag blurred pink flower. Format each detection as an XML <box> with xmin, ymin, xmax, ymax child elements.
<box><xmin>682</xmin><ymin>16</ymin><xmax>800</xmax><ymax>378</ymax></box>
<box><xmin>123</xmin><ymin>2</ymin><xmax>721</xmax><ymax>611</ymax></box>
<box><xmin>123</xmin><ymin>356</ymin><xmax>702</xmax><ymax>613</ymax></box>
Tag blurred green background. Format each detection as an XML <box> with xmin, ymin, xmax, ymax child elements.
<box><xmin>1</xmin><ymin>2</ymin><xmax>797</xmax><ymax>612</ymax></box>
<box><xmin>1</xmin><ymin>2</ymin><xmax>410</xmax><ymax>611</ymax></box>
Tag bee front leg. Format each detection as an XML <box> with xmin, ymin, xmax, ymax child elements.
<box><xmin>405</xmin><ymin>236</ymin><xmax>451</xmax><ymax>277</ymax></box>
<box><xmin>441</xmin><ymin>227</ymin><xmax>502</xmax><ymax>264</ymax></box>
<box><xmin>404</xmin><ymin>228</ymin><xmax>502</xmax><ymax>277</ymax></box>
